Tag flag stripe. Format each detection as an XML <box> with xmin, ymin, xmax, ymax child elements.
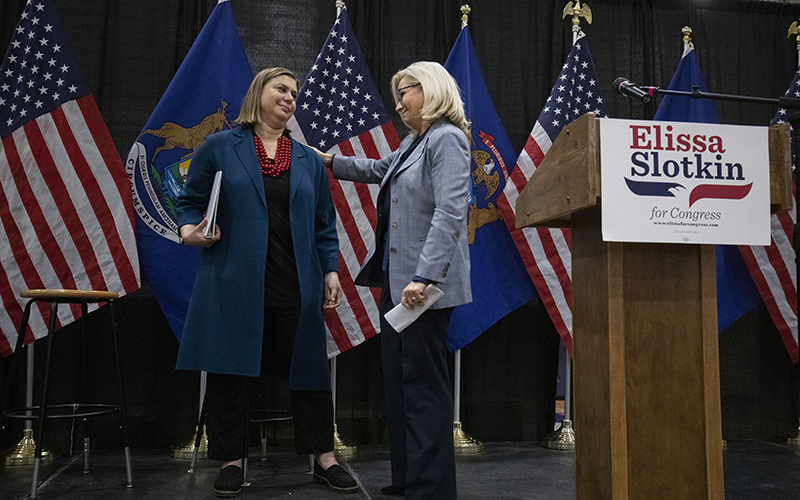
<box><xmin>328</xmin><ymin>170</ymin><xmax>369</xmax><ymax>260</ymax></box>
<box><xmin>24</xmin><ymin>119</ymin><xmax>108</xmax><ymax>293</ymax></box>
<box><xmin>52</xmin><ymin>105</ymin><xmax>137</xmax><ymax>294</ymax></box>
<box><xmin>71</xmin><ymin>98</ymin><xmax>140</xmax><ymax>292</ymax></box>
<box><xmin>3</xmin><ymin>132</ymin><xmax>81</xmax><ymax>316</ymax></box>
<box><xmin>739</xmin><ymin>242</ymin><xmax>798</xmax><ymax>362</ymax></box>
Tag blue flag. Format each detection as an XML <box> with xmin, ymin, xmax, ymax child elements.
<box><xmin>126</xmin><ymin>0</ymin><xmax>252</xmax><ymax>340</ymax></box>
<box><xmin>444</xmin><ymin>26</ymin><xmax>537</xmax><ymax>351</ymax></box>
<box><xmin>653</xmin><ymin>43</ymin><xmax>761</xmax><ymax>331</ymax></box>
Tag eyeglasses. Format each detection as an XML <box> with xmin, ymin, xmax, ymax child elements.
<box><xmin>397</xmin><ymin>83</ymin><xmax>420</xmax><ymax>103</ymax></box>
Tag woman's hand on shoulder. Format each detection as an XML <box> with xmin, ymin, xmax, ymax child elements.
<box><xmin>309</xmin><ymin>145</ymin><xmax>333</xmax><ymax>169</ymax></box>
<box><xmin>179</xmin><ymin>219</ymin><xmax>221</xmax><ymax>247</ymax></box>
<box><xmin>324</xmin><ymin>272</ymin><xmax>342</xmax><ymax>309</ymax></box>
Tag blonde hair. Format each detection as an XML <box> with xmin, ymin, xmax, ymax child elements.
<box><xmin>391</xmin><ymin>61</ymin><xmax>470</xmax><ymax>138</ymax></box>
<box><xmin>236</xmin><ymin>67</ymin><xmax>297</xmax><ymax>130</ymax></box>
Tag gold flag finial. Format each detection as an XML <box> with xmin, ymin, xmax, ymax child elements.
<box><xmin>461</xmin><ymin>5</ymin><xmax>471</xmax><ymax>28</ymax></box>
<box><xmin>335</xmin><ymin>0</ymin><xmax>346</xmax><ymax>11</ymax></box>
<box><xmin>682</xmin><ymin>26</ymin><xmax>692</xmax><ymax>44</ymax></box>
<box><xmin>789</xmin><ymin>21</ymin><xmax>800</xmax><ymax>44</ymax></box>
<box><xmin>562</xmin><ymin>1</ymin><xmax>592</xmax><ymax>28</ymax></box>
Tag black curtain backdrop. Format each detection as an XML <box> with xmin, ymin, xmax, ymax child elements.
<box><xmin>1</xmin><ymin>0</ymin><xmax>799</xmax><ymax>450</ymax></box>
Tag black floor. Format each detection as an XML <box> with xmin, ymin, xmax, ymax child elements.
<box><xmin>0</xmin><ymin>439</ymin><xmax>798</xmax><ymax>499</ymax></box>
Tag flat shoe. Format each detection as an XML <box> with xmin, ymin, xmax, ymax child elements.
<box><xmin>313</xmin><ymin>462</ymin><xmax>359</xmax><ymax>493</ymax></box>
<box><xmin>214</xmin><ymin>464</ymin><xmax>242</xmax><ymax>498</ymax></box>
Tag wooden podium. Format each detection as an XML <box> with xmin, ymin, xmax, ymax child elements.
<box><xmin>515</xmin><ymin>113</ymin><xmax>792</xmax><ymax>500</ymax></box>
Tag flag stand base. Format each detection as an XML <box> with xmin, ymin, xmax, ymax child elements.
<box><xmin>169</xmin><ymin>426</ymin><xmax>208</xmax><ymax>460</ymax></box>
<box><xmin>786</xmin><ymin>419</ymin><xmax>800</xmax><ymax>447</ymax></box>
<box><xmin>453</xmin><ymin>421</ymin><xmax>484</xmax><ymax>454</ymax></box>
<box><xmin>2</xmin><ymin>428</ymin><xmax>57</xmax><ymax>466</ymax></box>
<box><xmin>333</xmin><ymin>424</ymin><xmax>359</xmax><ymax>457</ymax></box>
<box><xmin>539</xmin><ymin>419</ymin><xmax>576</xmax><ymax>451</ymax></box>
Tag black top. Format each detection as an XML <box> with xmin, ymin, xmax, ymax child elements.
<box><xmin>263</xmin><ymin>168</ymin><xmax>301</xmax><ymax>307</ymax></box>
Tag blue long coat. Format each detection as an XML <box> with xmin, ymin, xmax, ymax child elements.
<box><xmin>175</xmin><ymin>127</ymin><xmax>339</xmax><ymax>390</ymax></box>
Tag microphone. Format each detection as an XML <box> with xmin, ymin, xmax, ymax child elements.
<box><xmin>613</xmin><ymin>77</ymin><xmax>657</xmax><ymax>104</ymax></box>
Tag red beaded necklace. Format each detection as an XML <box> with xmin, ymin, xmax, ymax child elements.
<box><xmin>254</xmin><ymin>134</ymin><xmax>292</xmax><ymax>177</ymax></box>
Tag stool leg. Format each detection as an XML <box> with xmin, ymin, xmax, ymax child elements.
<box><xmin>108</xmin><ymin>302</ymin><xmax>133</xmax><ymax>488</ymax></box>
<box><xmin>80</xmin><ymin>303</ymin><xmax>90</xmax><ymax>473</ymax></box>
<box><xmin>260</xmin><ymin>423</ymin><xmax>267</xmax><ymax>460</ymax></box>
<box><xmin>31</xmin><ymin>301</ymin><xmax>57</xmax><ymax>500</ymax></box>
<box><xmin>242</xmin><ymin>399</ymin><xmax>251</xmax><ymax>486</ymax></box>
<box><xmin>0</xmin><ymin>299</ymin><xmax>35</xmax><ymax>427</ymax></box>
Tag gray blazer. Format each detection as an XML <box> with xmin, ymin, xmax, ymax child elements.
<box><xmin>331</xmin><ymin>120</ymin><xmax>472</xmax><ymax>309</ymax></box>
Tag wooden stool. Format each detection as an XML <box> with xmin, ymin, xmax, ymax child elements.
<box><xmin>0</xmin><ymin>289</ymin><xmax>133</xmax><ymax>499</ymax></box>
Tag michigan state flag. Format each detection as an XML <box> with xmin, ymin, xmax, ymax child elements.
<box><xmin>654</xmin><ymin>42</ymin><xmax>761</xmax><ymax>331</ymax></box>
<box><xmin>126</xmin><ymin>0</ymin><xmax>252</xmax><ymax>340</ymax></box>
<box><xmin>444</xmin><ymin>26</ymin><xmax>536</xmax><ymax>351</ymax></box>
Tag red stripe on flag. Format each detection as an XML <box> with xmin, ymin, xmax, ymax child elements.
<box><xmin>523</xmin><ymin>137</ymin><xmax>546</xmax><ymax>167</ymax></box>
<box><xmin>51</xmin><ymin>106</ymin><xmax>138</xmax><ymax>293</ymax></box>
<box><xmin>738</xmin><ymin>244</ymin><xmax>798</xmax><ymax>363</ymax></box>
<box><xmin>0</xmin><ymin>269</ymin><xmax>20</xmax><ymax>356</ymax></box>
<box><xmin>75</xmin><ymin>96</ymin><xmax>136</xmax><ymax>231</ymax></box>
<box><xmin>382</xmin><ymin>122</ymin><xmax>401</xmax><ymax>149</ymax></box>
<box><xmin>324</xmin><ymin>306</ymin><xmax>351</xmax><ymax>354</ymax></box>
<box><xmin>537</xmin><ymin>227</ymin><xmax>573</xmax><ymax>308</ymax></box>
<box><xmin>777</xmin><ymin>211</ymin><xmax>794</xmax><ymax>240</ymax></box>
<box><xmin>328</xmin><ymin>171</ymin><xmax>369</xmax><ymax>261</ymax></box>
<box><xmin>498</xmin><ymin>179</ymin><xmax>573</xmax><ymax>354</ymax></box>
<box><xmin>763</xmin><ymin>240</ymin><xmax>797</xmax><ymax>317</ymax></box>
<box><xmin>24</xmin><ymin>120</ymin><xmax>108</xmax><ymax>293</ymax></box>
<box><xmin>2</xmin><ymin>134</ymin><xmax>81</xmax><ymax>320</ymax></box>
<box><xmin>356</xmin><ymin>129</ymin><xmax>381</xmax><ymax>160</ymax></box>
<box><xmin>336</xmin><ymin>253</ymin><xmax>377</xmax><ymax>345</ymax></box>
<box><xmin>336</xmin><ymin>140</ymin><xmax>377</xmax><ymax>232</ymax></box>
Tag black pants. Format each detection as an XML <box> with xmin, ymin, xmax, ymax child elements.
<box><xmin>205</xmin><ymin>308</ymin><xmax>334</xmax><ymax>461</ymax></box>
<box><xmin>380</xmin><ymin>278</ymin><xmax>457</xmax><ymax>500</ymax></box>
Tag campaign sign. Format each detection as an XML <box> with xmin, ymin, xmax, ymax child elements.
<box><xmin>600</xmin><ymin>118</ymin><xmax>770</xmax><ymax>245</ymax></box>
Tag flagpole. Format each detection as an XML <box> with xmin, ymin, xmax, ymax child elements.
<box><xmin>170</xmin><ymin>371</ymin><xmax>208</xmax><ymax>460</ymax></box>
<box><xmin>448</xmin><ymin>5</ymin><xmax>485</xmax><ymax>456</ymax></box>
<box><xmin>325</xmin><ymin>0</ymin><xmax>358</xmax><ymax>458</ymax></box>
<box><xmin>539</xmin><ymin>1</ymin><xmax>593</xmax><ymax>452</ymax></box>
<box><xmin>786</xmin><ymin>19</ymin><xmax>800</xmax><ymax>448</ymax></box>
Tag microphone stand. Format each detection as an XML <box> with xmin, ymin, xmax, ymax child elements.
<box><xmin>639</xmin><ymin>84</ymin><xmax>800</xmax><ymax>442</ymax></box>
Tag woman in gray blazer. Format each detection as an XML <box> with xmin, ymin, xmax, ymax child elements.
<box><xmin>318</xmin><ymin>61</ymin><xmax>472</xmax><ymax>500</ymax></box>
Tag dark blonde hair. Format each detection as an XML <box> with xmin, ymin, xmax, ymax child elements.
<box><xmin>391</xmin><ymin>61</ymin><xmax>470</xmax><ymax>138</ymax></box>
<box><xmin>236</xmin><ymin>67</ymin><xmax>297</xmax><ymax>129</ymax></box>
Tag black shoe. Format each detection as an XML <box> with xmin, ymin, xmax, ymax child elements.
<box><xmin>380</xmin><ymin>484</ymin><xmax>405</xmax><ymax>496</ymax></box>
<box><xmin>214</xmin><ymin>465</ymin><xmax>242</xmax><ymax>498</ymax></box>
<box><xmin>313</xmin><ymin>462</ymin><xmax>359</xmax><ymax>493</ymax></box>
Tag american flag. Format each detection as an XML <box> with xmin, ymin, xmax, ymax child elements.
<box><xmin>497</xmin><ymin>35</ymin><xmax>607</xmax><ymax>356</ymax></box>
<box><xmin>0</xmin><ymin>0</ymin><xmax>140</xmax><ymax>356</ymax></box>
<box><xmin>738</xmin><ymin>68</ymin><xmax>799</xmax><ymax>364</ymax></box>
<box><xmin>289</xmin><ymin>8</ymin><xmax>399</xmax><ymax>357</ymax></box>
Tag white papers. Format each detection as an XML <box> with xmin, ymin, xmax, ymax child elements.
<box><xmin>384</xmin><ymin>285</ymin><xmax>444</xmax><ymax>333</ymax></box>
<box><xmin>203</xmin><ymin>171</ymin><xmax>222</xmax><ymax>238</ymax></box>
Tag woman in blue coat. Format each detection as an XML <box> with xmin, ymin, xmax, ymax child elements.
<box><xmin>176</xmin><ymin>67</ymin><xmax>357</xmax><ymax>497</ymax></box>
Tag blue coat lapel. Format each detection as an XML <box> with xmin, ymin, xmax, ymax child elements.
<box><xmin>231</xmin><ymin>128</ymin><xmax>266</xmax><ymax>209</ymax></box>
<box><xmin>289</xmin><ymin>138</ymin><xmax>308</xmax><ymax>203</ymax></box>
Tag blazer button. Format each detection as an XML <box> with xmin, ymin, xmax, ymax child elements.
<box><xmin>392</xmin><ymin>198</ymin><xmax>398</xmax><ymax>204</ymax></box>
<box><xmin>390</xmin><ymin>247</ymin><xmax>397</xmax><ymax>254</ymax></box>
<box><xmin>391</xmin><ymin>222</ymin><xmax>397</xmax><ymax>229</ymax></box>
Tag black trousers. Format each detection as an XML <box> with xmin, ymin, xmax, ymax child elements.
<box><xmin>380</xmin><ymin>278</ymin><xmax>457</xmax><ymax>500</ymax></box>
<box><xmin>205</xmin><ymin>307</ymin><xmax>334</xmax><ymax>462</ymax></box>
